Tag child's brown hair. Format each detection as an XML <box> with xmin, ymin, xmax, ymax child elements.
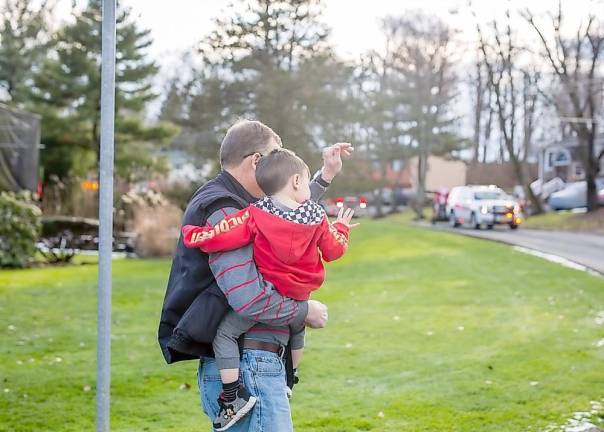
<box><xmin>255</xmin><ymin>148</ymin><xmax>310</xmax><ymax>195</ymax></box>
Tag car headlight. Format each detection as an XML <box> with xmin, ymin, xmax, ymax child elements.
<box><xmin>480</xmin><ymin>205</ymin><xmax>488</xmax><ymax>214</ymax></box>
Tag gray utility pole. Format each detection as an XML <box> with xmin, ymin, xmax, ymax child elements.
<box><xmin>97</xmin><ymin>0</ymin><xmax>116</xmax><ymax>431</ymax></box>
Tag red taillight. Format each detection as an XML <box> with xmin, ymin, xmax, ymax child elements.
<box><xmin>37</xmin><ymin>181</ymin><xmax>44</xmax><ymax>199</ymax></box>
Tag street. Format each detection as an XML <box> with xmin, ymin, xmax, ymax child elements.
<box><xmin>431</xmin><ymin>224</ymin><xmax>604</xmax><ymax>275</ymax></box>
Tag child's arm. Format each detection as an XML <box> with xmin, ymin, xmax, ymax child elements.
<box><xmin>318</xmin><ymin>207</ymin><xmax>357</xmax><ymax>262</ymax></box>
<box><xmin>182</xmin><ymin>207</ymin><xmax>255</xmax><ymax>253</ymax></box>
<box><xmin>318</xmin><ymin>220</ymin><xmax>349</xmax><ymax>262</ymax></box>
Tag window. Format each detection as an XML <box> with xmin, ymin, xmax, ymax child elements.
<box><xmin>545</xmin><ymin>148</ymin><xmax>571</xmax><ymax>171</ymax></box>
<box><xmin>391</xmin><ymin>160</ymin><xmax>404</xmax><ymax>172</ymax></box>
<box><xmin>553</xmin><ymin>149</ymin><xmax>571</xmax><ymax>166</ymax></box>
<box><xmin>574</xmin><ymin>164</ymin><xmax>584</xmax><ymax>178</ymax></box>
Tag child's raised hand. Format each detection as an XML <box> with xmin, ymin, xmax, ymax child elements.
<box><xmin>336</xmin><ymin>207</ymin><xmax>360</xmax><ymax>229</ymax></box>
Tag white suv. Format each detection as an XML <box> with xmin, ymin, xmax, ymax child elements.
<box><xmin>446</xmin><ymin>185</ymin><xmax>523</xmax><ymax>230</ymax></box>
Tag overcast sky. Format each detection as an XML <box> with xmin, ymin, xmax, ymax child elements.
<box><xmin>54</xmin><ymin>0</ymin><xmax>604</xmax><ymax>66</ymax></box>
<box><xmin>52</xmin><ymin>0</ymin><xmax>603</xmax><ymax>134</ymax></box>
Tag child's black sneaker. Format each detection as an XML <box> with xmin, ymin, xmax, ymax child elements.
<box><xmin>213</xmin><ymin>386</ymin><xmax>257</xmax><ymax>431</ymax></box>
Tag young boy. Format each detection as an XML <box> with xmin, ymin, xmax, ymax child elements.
<box><xmin>182</xmin><ymin>148</ymin><xmax>356</xmax><ymax>431</ymax></box>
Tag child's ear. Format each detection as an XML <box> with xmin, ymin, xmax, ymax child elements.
<box><xmin>292</xmin><ymin>174</ymin><xmax>301</xmax><ymax>189</ymax></box>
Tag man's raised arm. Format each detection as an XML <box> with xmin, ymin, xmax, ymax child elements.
<box><xmin>310</xmin><ymin>171</ymin><xmax>330</xmax><ymax>202</ymax></box>
<box><xmin>309</xmin><ymin>142</ymin><xmax>353</xmax><ymax>201</ymax></box>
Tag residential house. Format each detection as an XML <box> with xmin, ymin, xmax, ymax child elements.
<box><xmin>538</xmin><ymin>134</ymin><xmax>604</xmax><ymax>184</ymax></box>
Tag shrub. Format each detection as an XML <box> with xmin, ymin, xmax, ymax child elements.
<box><xmin>0</xmin><ymin>192</ymin><xmax>42</xmax><ymax>268</ymax></box>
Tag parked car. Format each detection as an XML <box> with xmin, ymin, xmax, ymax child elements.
<box><xmin>548</xmin><ymin>179</ymin><xmax>604</xmax><ymax>210</ymax></box>
<box><xmin>447</xmin><ymin>185</ymin><xmax>523</xmax><ymax>230</ymax></box>
<box><xmin>322</xmin><ymin>196</ymin><xmax>368</xmax><ymax>217</ymax></box>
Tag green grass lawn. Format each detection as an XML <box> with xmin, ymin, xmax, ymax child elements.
<box><xmin>524</xmin><ymin>208</ymin><xmax>604</xmax><ymax>234</ymax></box>
<box><xmin>1</xmin><ymin>215</ymin><xmax>603</xmax><ymax>431</ymax></box>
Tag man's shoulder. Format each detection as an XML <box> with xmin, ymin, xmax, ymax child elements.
<box><xmin>182</xmin><ymin>178</ymin><xmax>246</xmax><ymax>225</ymax></box>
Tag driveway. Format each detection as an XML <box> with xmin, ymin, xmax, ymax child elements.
<box><xmin>432</xmin><ymin>225</ymin><xmax>604</xmax><ymax>275</ymax></box>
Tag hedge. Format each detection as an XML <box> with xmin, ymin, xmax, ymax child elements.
<box><xmin>0</xmin><ymin>192</ymin><xmax>42</xmax><ymax>268</ymax></box>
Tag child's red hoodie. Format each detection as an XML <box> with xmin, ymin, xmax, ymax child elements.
<box><xmin>182</xmin><ymin>197</ymin><xmax>350</xmax><ymax>301</ymax></box>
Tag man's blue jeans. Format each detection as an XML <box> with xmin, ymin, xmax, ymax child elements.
<box><xmin>198</xmin><ymin>349</ymin><xmax>293</xmax><ymax>432</ymax></box>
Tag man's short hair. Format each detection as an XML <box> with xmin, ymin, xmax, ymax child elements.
<box><xmin>255</xmin><ymin>148</ymin><xmax>310</xmax><ymax>196</ymax></box>
<box><xmin>219</xmin><ymin>120</ymin><xmax>282</xmax><ymax>168</ymax></box>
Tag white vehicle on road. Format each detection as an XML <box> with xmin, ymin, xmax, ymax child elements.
<box><xmin>446</xmin><ymin>185</ymin><xmax>523</xmax><ymax>230</ymax></box>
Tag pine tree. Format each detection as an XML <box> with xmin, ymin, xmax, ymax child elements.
<box><xmin>32</xmin><ymin>0</ymin><xmax>166</xmax><ymax>179</ymax></box>
<box><xmin>174</xmin><ymin>0</ymin><xmax>348</xmax><ymax>167</ymax></box>
<box><xmin>0</xmin><ymin>0</ymin><xmax>54</xmax><ymax>104</ymax></box>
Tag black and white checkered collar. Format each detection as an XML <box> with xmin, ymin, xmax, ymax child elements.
<box><xmin>254</xmin><ymin>197</ymin><xmax>325</xmax><ymax>225</ymax></box>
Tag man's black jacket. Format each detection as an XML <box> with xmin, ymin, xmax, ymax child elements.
<box><xmin>158</xmin><ymin>171</ymin><xmax>255</xmax><ymax>364</ymax></box>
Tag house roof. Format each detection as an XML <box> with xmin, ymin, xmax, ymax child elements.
<box><xmin>545</xmin><ymin>133</ymin><xmax>604</xmax><ymax>149</ymax></box>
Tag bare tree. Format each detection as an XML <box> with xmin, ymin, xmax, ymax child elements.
<box><xmin>481</xmin><ymin>82</ymin><xmax>494</xmax><ymax>163</ymax></box>
<box><xmin>471</xmin><ymin>55</ymin><xmax>496</xmax><ymax>163</ymax></box>
<box><xmin>523</xmin><ymin>2</ymin><xmax>604</xmax><ymax>212</ymax></box>
<box><xmin>476</xmin><ymin>11</ymin><xmax>545</xmax><ymax>214</ymax></box>
<box><xmin>471</xmin><ymin>55</ymin><xmax>484</xmax><ymax>162</ymax></box>
<box><xmin>521</xmin><ymin>68</ymin><xmax>541</xmax><ymax>163</ymax></box>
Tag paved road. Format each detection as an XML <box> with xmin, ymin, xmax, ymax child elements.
<box><xmin>431</xmin><ymin>224</ymin><xmax>604</xmax><ymax>275</ymax></box>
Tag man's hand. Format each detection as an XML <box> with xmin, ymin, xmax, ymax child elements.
<box><xmin>321</xmin><ymin>143</ymin><xmax>354</xmax><ymax>183</ymax></box>
<box><xmin>305</xmin><ymin>299</ymin><xmax>328</xmax><ymax>329</ymax></box>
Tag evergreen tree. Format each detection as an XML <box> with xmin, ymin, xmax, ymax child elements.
<box><xmin>380</xmin><ymin>13</ymin><xmax>465</xmax><ymax>218</ymax></box>
<box><xmin>171</xmin><ymin>0</ymin><xmax>349</xmax><ymax>168</ymax></box>
<box><xmin>32</xmin><ymin>0</ymin><xmax>168</xmax><ymax>180</ymax></box>
<box><xmin>0</xmin><ymin>0</ymin><xmax>54</xmax><ymax>104</ymax></box>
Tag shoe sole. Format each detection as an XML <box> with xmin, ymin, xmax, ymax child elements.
<box><xmin>215</xmin><ymin>396</ymin><xmax>257</xmax><ymax>432</ymax></box>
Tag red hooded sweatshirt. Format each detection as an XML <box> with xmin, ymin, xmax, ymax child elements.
<box><xmin>182</xmin><ymin>197</ymin><xmax>349</xmax><ymax>301</ymax></box>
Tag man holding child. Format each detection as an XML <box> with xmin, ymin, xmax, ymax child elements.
<box><xmin>158</xmin><ymin>120</ymin><xmax>353</xmax><ymax>431</ymax></box>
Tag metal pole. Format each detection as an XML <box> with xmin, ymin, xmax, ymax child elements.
<box><xmin>97</xmin><ymin>1</ymin><xmax>116</xmax><ymax>431</ymax></box>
